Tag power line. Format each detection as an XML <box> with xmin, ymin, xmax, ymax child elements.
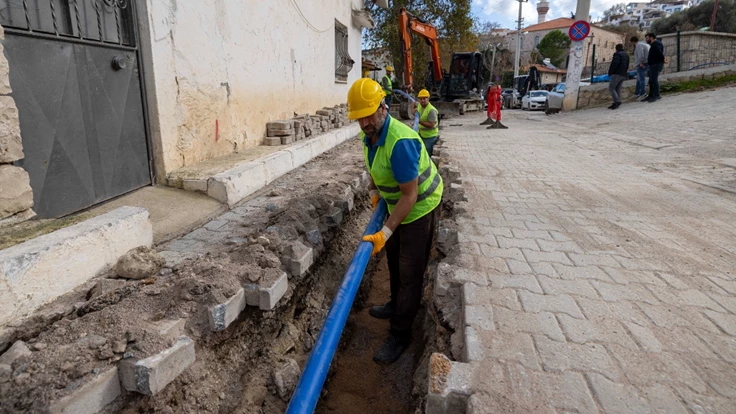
<box><xmin>290</xmin><ymin>0</ymin><xmax>333</xmax><ymax>33</ymax></box>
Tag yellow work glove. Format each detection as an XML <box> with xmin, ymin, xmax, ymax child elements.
<box><xmin>362</xmin><ymin>226</ymin><xmax>393</xmax><ymax>256</ymax></box>
<box><xmin>369</xmin><ymin>189</ymin><xmax>381</xmax><ymax>210</ymax></box>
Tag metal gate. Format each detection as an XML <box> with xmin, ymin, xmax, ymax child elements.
<box><xmin>1</xmin><ymin>0</ymin><xmax>151</xmax><ymax>218</ymax></box>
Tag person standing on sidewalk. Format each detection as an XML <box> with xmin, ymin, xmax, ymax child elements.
<box><xmin>346</xmin><ymin>78</ymin><xmax>443</xmax><ymax>364</ymax></box>
<box><xmin>631</xmin><ymin>36</ymin><xmax>650</xmax><ymax>99</ymax></box>
<box><xmin>645</xmin><ymin>33</ymin><xmax>665</xmax><ymax>103</ymax></box>
<box><xmin>415</xmin><ymin>89</ymin><xmax>439</xmax><ymax>156</ymax></box>
<box><xmin>607</xmin><ymin>44</ymin><xmax>630</xmax><ymax>110</ymax></box>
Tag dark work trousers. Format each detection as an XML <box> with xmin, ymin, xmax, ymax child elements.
<box><xmin>649</xmin><ymin>63</ymin><xmax>663</xmax><ymax>98</ymax></box>
<box><xmin>385</xmin><ymin>206</ymin><xmax>439</xmax><ymax>337</ymax></box>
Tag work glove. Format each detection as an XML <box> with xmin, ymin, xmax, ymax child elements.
<box><xmin>362</xmin><ymin>226</ymin><xmax>393</xmax><ymax>256</ymax></box>
<box><xmin>369</xmin><ymin>190</ymin><xmax>381</xmax><ymax>210</ymax></box>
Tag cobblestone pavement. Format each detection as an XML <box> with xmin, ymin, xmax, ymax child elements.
<box><xmin>441</xmin><ymin>87</ymin><xmax>736</xmax><ymax>413</ymax></box>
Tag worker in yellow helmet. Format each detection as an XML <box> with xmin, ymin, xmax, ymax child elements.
<box><xmin>414</xmin><ymin>89</ymin><xmax>439</xmax><ymax>156</ymax></box>
<box><xmin>381</xmin><ymin>66</ymin><xmax>394</xmax><ymax>106</ymax></box>
<box><xmin>363</xmin><ymin>70</ymin><xmax>371</xmax><ymax>78</ymax></box>
<box><xmin>347</xmin><ymin>78</ymin><xmax>443</xmax><ymax>364</ymax></box>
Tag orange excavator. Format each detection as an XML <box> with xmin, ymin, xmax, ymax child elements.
<box><xmin>397</xmin><ymin>7</ymin><xmax>485</xmax><ymax>119</ymax></box>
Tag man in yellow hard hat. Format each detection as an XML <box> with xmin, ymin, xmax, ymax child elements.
<box><xmin>381</xmin><ymin>66</ymin><xmax>394</xmax><ymax>106</ymax></box>
<box><xmin>347</xmin><ymin>78</ymin><xmax>443</xmax><ymax>364</ymax></box>
<box><xmin>414</xmin><ymin>89</ymin><xmax>439</xmax><ymax>156</ymax></box>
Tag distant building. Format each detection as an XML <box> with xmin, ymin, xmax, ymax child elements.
<box><xmin>524</xmin><ymin>64</ymin><xmax>567</xmax><ymax>84</ymax></box>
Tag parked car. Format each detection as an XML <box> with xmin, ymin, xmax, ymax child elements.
<box><xmin>544</xmin><ymin>82</ymin><xmax>590</xmax><ymax>114</ymax></box>
<box><xmin>521</xmin><ymin>90</ymin><xmax>549</xmax><ymax>111</ymax></box>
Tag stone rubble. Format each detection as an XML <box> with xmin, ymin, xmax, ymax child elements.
<box><xmin>265</xmin><ymin>104</ymin><xmax>350</xmax><ymax>146</ymax></box>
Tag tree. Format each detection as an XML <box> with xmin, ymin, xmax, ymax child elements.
<box><xmin>535</xmin><ymin>30</ymin><xmax>571</xmax><ymax>67</ymax></box>
<box><xmin>363</xmin><ymin>0</ymin><xmax>478</xmax><ymax>92</ymax></box>
<box><xmin>651</xmin><ymin>0</ymin><xmax>736</xmax><ymax>34</ymax></box>
<box><xmin>602</xmin><ymin>23</ymin><xmax>641</xmax><ymax>48</ymax></box>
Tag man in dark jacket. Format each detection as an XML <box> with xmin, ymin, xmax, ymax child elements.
<box><xmin>645</xmin><ymin>33</ymin><xmax>665</xmax><ymax>102</ymax></box>
<box><xmin>607</xmin><ymin>44</ymin><xmax>630</xmax><ymax>110</ymax></box>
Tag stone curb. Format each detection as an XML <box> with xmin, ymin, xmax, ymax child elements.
<box><xmin>426</xmin><ymin>353</ymin><xmax>474</xmax><ymax>414</ymax></box>
<box><xmin>119</xmin><ymin>336</ymin><xmax>195</xmax><ymax>396</ymax></box>
<box><xmin>206</xmin><ymin>123</ymin><xmax>360</xmax><ymax>206</ymax></box>
<box><xmin>48</xmin><ymin>368</ymin><xmax>121</xmax><ymax>414</ymax></box>
<box><xmin>0</xmin><ymin>206</ymin><xmax>153</xmax><ymax>329</ymax></box>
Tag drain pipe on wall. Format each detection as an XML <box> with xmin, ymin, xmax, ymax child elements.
<box><xmin>286</xmin><ymin>200</ymin><xmax>388</xmax><ymax>414</ymax></box>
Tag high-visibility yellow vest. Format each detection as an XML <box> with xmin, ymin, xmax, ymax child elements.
<box><xmin>362</xmin><ymin>117</ymin><xmax>443</xmax><ymax>224</ymax></box>
<box><xmin>382</xmin><ymin>75</ymin><xmax>393</xmax><ymax>95</ymax></box>
<box><xmin>417</xmin><ymin>103</ymin><xmax>439</xmax><ymax>139</ymax></box>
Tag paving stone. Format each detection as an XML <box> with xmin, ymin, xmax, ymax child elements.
<box><xmin>463</xmin><ymin>325</ymin><xmax>484</xmax><ymax>362</ymax></box>
<box><xmin>504</xmin><ymin>364</ymin><xmax>598</xmax><ymax>414</ymax></box>
<box><xmin>708</xmin><ymin>276</ymin><xmax>736</xmax><ymax>294</ymax></box>
<box><xmin>537</xmin><ymin>275</ymin><xmax>599</xmax><ymax>299</ymax></box>
<box><xmin>489</xmin><ymin>288</ymin><xmax>521</xmax><ymax>311</ymax></box>
<box><xmin>623</xmin><ymin>321</ymin><xmax>663</xmax><ymax>352</ymax></box>
<box><xmin>49</xmin><ymin>368</ymin><xmax>120</xmax><ymax>414</ymax></box>
<box><xmin>476</xmin><ymin>256</ymin><xmax>509</xmax><ymax>274</ymax></box>
<box><xmin>601</xmin><ymin>267</ymin><xmax>668</xmax><ymax>286</ymax></box>
<box><xmin>557</xmin><ymin>314</ymin><xmax>638</xmax><ymax>349</ymax></box>
<box><xmin>521</xmin><ymin>249</ymin><xmax>572</xmax><ymax>265</ymax></box>
<box><xmin>461</xmin><ymin>283</ymin><xmax>492</xmax><ymax>306</ymax></box>
<box><xmin>494</xmin><ymin>307</ymin><xmax>565</xmax><ymax>342</ymax></box>
<box><xmin>518</xmin><ymin>291</ymin><xmax>584</xmax><ymax>319</ymax></box>
<box><xmin>703</xmin><ymin>310</ymin><xmax>736</xmax><ymax>336</ymax></box>
<box><xmin>119</xmin><ymin>337</ymin><xmax>196</xmax><ymax>396</ymax></box>
<box><xmin>488</xmin><ymin>274</ymin><xmax>542</xmax><ymax>294</ymax></box>
<box><xmin>642</xmin><ymin>383</ymin><xmax>688</xmax><ymax>414</ymax></box>
<box><xmin>511</xmin><ymin>229</ymin><xmax>552</xmax><ymax>240</ymax></box>
<box><xmin>694</xmin><ymin>330</ymin><xmax>736</xmax><ymax>363</ymax></box>
<box><xmin>475</xmin><ymin>331</ymin><xmax>541</xmax><ymax>370</ymax></box>
<box><xmin>568</xmin><ymin>253</ymin><xmax>621</xmax><ymax>267</ymax></box>
<box><xmin>479</xmin><ymin>246</ymin><xmax>526</xmax><ymax>262</ymax></box>
<box><xmin>529</xmin><ymin>261</ymin><xmax>557</xmax><ymax>276</ymax></box>
<box><xmin>682</xmin><ymin>353</ymin><xmax>736</xmax><ymax>398</ymax></box>
<box><xmin>647</xmin><ymin>286</ymin><xmax>727</xmax><ymax>313</ymax></box>
<box><xmin>324</xmin><ymin>207</ymin><xmax>343</xmax><ymax>227</ymax></box>
<box><xmin>287</xmin><ymin>241</ymin><xmax>314</xmax><ymax>278</ymax></box>
<box><xmin>591</xmin><ymin>281</ymin><xmax>660</xmax><ymax>305</ymax></box>
<box><xmin>651</xmin><ymin>326</ymin><xmax>721</xmax><ymax>359</ymax></box>
<box><xmin>535</xmin><ymin>239</ymin><xmax>583</xmax><ymax>253</ymax></box>
<box><xmin>551</xmin><ymin>264</ymin><xmax>614</xmax><ymax>282</ymax></box>
<box><xmin>505</xmin><ymin>259</ymin><xmax>533</xmax><ymax>275</ymax></box>
<box><xmin>638</xmin><ymin>303</ymin><xmax>721</xmax><ymax>333</ymax></box>
<box><xmin>534</xmin><ymin>335</ymin><xmax>621</xmax><ymax>380</ymax></box>
<box><xmin>587</xmin><ymin>373</ymin><xmax>652</xmax><ymax>414</ymax></box>
<box><xmin>497</xmin><ymin>236</ymin><xmax>539</xmax><ymax>251</ymax></box>
<box><xmin>453</xmin><ymin>268</ymin><xmax>489</xmax><ymax>286</ymax></box>
<box><xmin>208</xmin><ymin>288</ymin><xmax>246</xmax><ymax>331</ymax></box>
<box><xmin>245</xmin><ymin>271</ymin><xmax>289</xmax><ymax>311</ymax></box>
<box><xmin>607</xmin><ymin>344</ymin><xmax>708</xmax><ymax>394</ymax></box>
<box><xmin>464</xmin><ymin>304</ymin><xmax>494</xmax><ymax>331</ymax></box>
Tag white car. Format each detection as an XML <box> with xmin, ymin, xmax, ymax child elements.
<box><xmin>545</xmin><ymin>82</ymin><xmax>591</xmax><ymax>114</ymax></box>
<box><xmin>521</xmin><ymin>90</ymin><xmax>549</xmax><ymax>111</ymax></box>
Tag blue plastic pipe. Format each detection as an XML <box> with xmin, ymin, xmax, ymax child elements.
<box><xmin>285</xmin><ymin>199</ymin><xmax>388</xmax><ymax>414</ymax></box>
<box><xmin>390</xmin><ymin>89</ymin><xmax>421</xmax><ymax>132</ymax></box>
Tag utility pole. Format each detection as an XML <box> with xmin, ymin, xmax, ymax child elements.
<box><xmin>490</xmin><ymin>43</ymin><xmax>500</xmax><ymax>82</ymax></box>
<box><xmin>710</xmin><ymin>0</ymin><xmax>719</xmax><ymax>31</ymax></box>
<box><xmin>513</xmin><ymin>0</ymin><xmax>528</xmax><ymax>78</ymax></box>
<box><xmin>562</xmin><ymin>0</ymin><xmax>592</xmax><ymax>111</ymax></box>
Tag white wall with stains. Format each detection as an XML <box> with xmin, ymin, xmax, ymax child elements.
<box><xmin>140</xmin><ymin>0</ymin><xmax>363</xmax><ymax>180</ymax></box>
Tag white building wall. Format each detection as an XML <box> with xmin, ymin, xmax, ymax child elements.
<box><xmin>140</xmin><ymin>0</ymin><xmax>363</xmax><ymax>180</ymax></box>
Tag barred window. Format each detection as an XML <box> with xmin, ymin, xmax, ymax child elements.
<box><xmin>335</xmin><ymin>20</ymin><xmax>354</xmax><ymax>83</ymax></box>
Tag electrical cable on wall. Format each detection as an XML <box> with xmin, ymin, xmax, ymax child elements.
<box><xmin>290</xmin><ymin>0</ymin><xmax>333</xmax><ymax>33</ymax></box>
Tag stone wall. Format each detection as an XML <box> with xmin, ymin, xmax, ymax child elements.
<box><xmin>0</xmin><ymin>25</ymin><xmax>33</xmax><ymax>225</ymax></box>
<box><xmin>660</xmin><ymin>31</ymin><xmax>736</xmax><ymax>74</ymax></box>
<box><xmin>576</xmin><ymin>64</ymin><xmax>736</xmax><ymax>109</ymax></box>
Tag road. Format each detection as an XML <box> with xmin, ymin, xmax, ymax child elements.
<box><xmin>440</xmin><ymin>86</ymin><xmax>736</xmax><ymax>413</ymax></box>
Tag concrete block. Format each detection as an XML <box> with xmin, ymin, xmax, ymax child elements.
<box><xmin>266</xmin><ymin>120</ymin><xmax>292</xmax><ymax>130</ymax></box>
<box><xmin>264</xmin><ymin>137</ymin><xmax>282</xmax><ymax>146</ymax></box>
<box><xmin>48</xmin><ymin>368</ymin><xmax>120</xmax><ymax>414</ymax></box>
<box><xmin>119</xmin><ymin>337</ymin><xmax>195</xmax><ymax>396</ymax></box>
<box><xmin>0</xmin><ymin>165</ymin><xmax>33</xmax><ymax>219</ymax></box>
<box><xmin>181</xmin><ymin>179</ymin><xmax>207</xmax><ymax>194</ymax></box>
<box><xmin>0</xmin><ymin>96</ymin><xmax>23</xmax><ymax>163</ymax></box>
<box><xmin>272</xmin><ymin>358</ymin><xmax>300</xmax><ymax>400</ymax></box>
<box><xmin>208</xmin><ymin>288</ymin><xmax>246</xmax><ymax>331</ymax></box>
<box><xmin>280</xmin><ymin>135</ymin><xmax>295</xmax><ymax>145</ymax></box>
<box><xmin>325</xmin><ymin>207</ymin><xmax>343</xmax><ymax>227</ymax></box>
<box><xmin>425</xmin><ymin>353</ymin><xmax>473</xmax><ymax>414</ymax></box>
<box><xmin>286</xmin><ymin>140</ymin><xmax>315</xmax><ymax>168</ymax></box>
<box><xmin>245</xmin><ymin>271</ymin><xmax>288</xmax><ymax>310</ymax></box>
<box><xmin>148</xmin><ymin>318</ymin><xmax>187</xmax><ymax>342</ymax></box>
<box><xmin>288</xmin><ymin>241</ymin><xmax>314</xmax><ymax>278</ymax></box>
<box><xmin>261</xmin><ymin>151</ymin><xmax>294</xmax><ymax>184</ymax></box>
<box><xmin>0</xmin><ymin>206</ymin><xmax>152</xmax><ymax>328</ymax></box>
<box><xmin>335</xmin><ymin>186</ymin><xmax>354</xmax><ymax>213</ymax></box>
<box><xmin>208</xmin><ymin>161</ymin><xmax>267</xmax><ymax>206</ymax></box>
<box><xmin>0</xmin><ymin>340</ymin><xmax>31</xmax><ymax>365</ymax></box>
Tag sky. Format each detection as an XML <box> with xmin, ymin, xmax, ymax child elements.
<box><xmin>471</xmin><ymin>0</ymin><xmax>628</xmax><ymax>29</ymax></box>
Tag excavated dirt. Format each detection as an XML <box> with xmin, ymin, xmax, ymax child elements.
<box><xmin>0</xmin><ymin>139</ymin><xmax>377</xmax><ymax>413</ymax></box>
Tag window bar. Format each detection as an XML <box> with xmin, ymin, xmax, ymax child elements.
<box><xmin>22</xmin><ymin>0</ymin><xmax>32</xmax><ymax>31</ymax></box>
<box><xmin>113</xmin><ymin>3</ymin><xmax>121</xmax><ymax>44</ymax></box>
<box><xmin>73</xmin><ymin>0</ymin><xmax>82</xmax><ymax>38</ymax></box>
<box><xmin>50</xmin><ymin>0</ymin><xmax>59</xmax><ymax>35</ymax></box>
<box><xmin>95</xmin><ymin>0</ymin><xmax>102</xmax><ymax>41</ymax></box>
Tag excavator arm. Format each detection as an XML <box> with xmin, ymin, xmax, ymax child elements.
<box><xmin>398</xmin><ymin>8</ymin><xmax>442</xmax><ymax>93</ymax></box>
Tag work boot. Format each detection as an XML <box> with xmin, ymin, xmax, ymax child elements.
<box><xmin>479</xmin><ymin>117</ymin><xmax>493</xmax><ymax>125</ymax></box>
<box><xmin>368</xmin><ymin>302</ymin><xmax>394</xmax><ymax>319</ymax></box>
<box><xmin>373</xmin><ymin>332</ymin><xmax>410</xmax><ymax>364</ymax></box>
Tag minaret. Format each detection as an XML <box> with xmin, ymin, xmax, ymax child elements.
<box><xmin>537</xmin><ymin>0</ymin><xmax>550</xmax><ymax>23</ymax></box>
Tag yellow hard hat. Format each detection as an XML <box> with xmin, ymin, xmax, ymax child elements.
<box><xmin>347</xmin><ymin>78</ymin><xmax>386</xmax><ymax>120</ymax></box>
<box><xmin>418</xmin><ymin>89</ymin><xmax>430</xmax><ymax>98</ymax></box>
<box><xmin>386</xmin><ymin>66</ymin><xmax>394</xmax><ymax>72</ymax></box>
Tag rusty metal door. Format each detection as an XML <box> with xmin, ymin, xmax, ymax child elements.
<box><xmin>0</xmin><ymin>0</ymin><xmax>151</xmax><ymax>218</ymax></box>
